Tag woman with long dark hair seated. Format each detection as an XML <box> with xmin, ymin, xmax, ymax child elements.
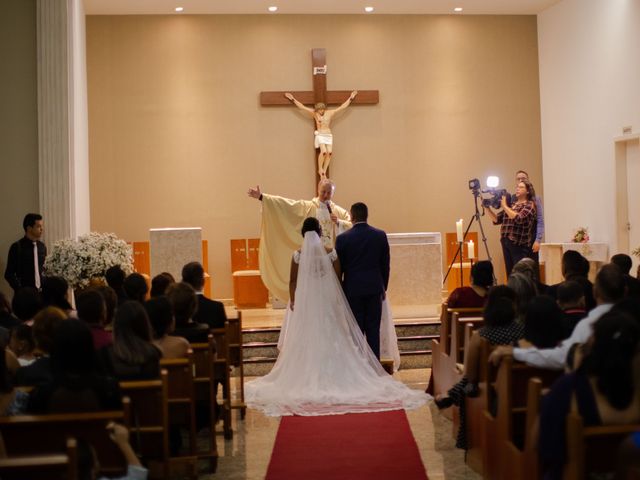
<box><xmin>447</xmin><ymin>260</ymin><xmax>494</xmax><ymax>308</ymax></box>
<box><xmin>539</xmin><ymin>311</ymin><xmax>640</xmax><ymax>479</ymax></box>
<box><xmin>100</xmin><ymin>301</ymin><xmax>161</xmax><ymax>381</ymax></box>
<box><xmin>28</xmin><ymin>319</ymin><xmax>122</xmax><ymax>413</ymax></box>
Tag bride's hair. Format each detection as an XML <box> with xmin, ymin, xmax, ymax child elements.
<box><xmin>301</xmin><ymin>217</ymin><xmax>321</xmax><ymax>237</ymax></box>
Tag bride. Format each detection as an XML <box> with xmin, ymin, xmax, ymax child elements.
<box><xmin>245</xmin><ymin>217</ymin><xmax>428</xmax><ymax>416</ymax></box>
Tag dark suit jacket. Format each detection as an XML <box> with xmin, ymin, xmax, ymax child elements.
<box><xmin>335</xmin><ymin>222</ymin><xmax>390</xmax><ymax>298</ymax></box>
<box><xmin>193</xmin><ymin>294</ymin><xmax>227</xmax><ymax>329</ymax></box>
<box><xmin>15</xmin><ymin>356</ymin><xmax>53</xmax><ymax>386</ymax></box>
<box><xmin>4</xmin><ymin>237</ymin><xmax>46</xmax><ymax>291</ymax></box>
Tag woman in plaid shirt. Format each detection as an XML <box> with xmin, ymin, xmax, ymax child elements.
<box><xmin>487</xmin><ymin>180</ymin><xmax>537</xmax><ymax>275</ymax></box>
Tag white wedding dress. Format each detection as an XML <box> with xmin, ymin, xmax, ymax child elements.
<box><xmin>245</xmin><ymin>232</ymin><xmax>428</xmax><ymax>417</ymax></box>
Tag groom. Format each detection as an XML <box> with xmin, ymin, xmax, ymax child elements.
<box><xmin>336</xmin><ymin>202</ymin><xmax>390</xmax><ymax>359</ymax></box>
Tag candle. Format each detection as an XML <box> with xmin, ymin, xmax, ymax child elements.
<box><xmin>456</xmin><ymin>219</ymin><xmax>464</xmax><ymax>243</ymax></box>
<box><xmin>468</xmin><ymin>240</ymin><xmax>475</xmax><ymax>259</ymax></box>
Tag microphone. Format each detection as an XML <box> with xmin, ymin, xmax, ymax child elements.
<box><xmin>325</xmin><ymin>201</ymin><xmax>333</xmax><ymax>215</ymax></box>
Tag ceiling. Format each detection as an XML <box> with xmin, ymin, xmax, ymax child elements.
<box><xmin>83</xmin><ymin>0</ymin><xmax>562</xmax><ymax>15</ymax></box>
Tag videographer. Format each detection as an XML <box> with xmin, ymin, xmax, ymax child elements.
<box><xmin>514</xmin><ymin>170</ymin><xmax>544</xmax><ymax>260</ymax></box>
<box><xmin>487</xmin><ymin>180</ymin><xmax>537</xmax><ymax>276</ymax></box>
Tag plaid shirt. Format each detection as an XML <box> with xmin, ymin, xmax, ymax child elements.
<box><xmin>495</xmin><ymin>201</ymin><xmax>536</xmax><ymax>247</ymax></box>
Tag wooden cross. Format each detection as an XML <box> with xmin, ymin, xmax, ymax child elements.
<box><xmin>260</xmin><ymin>48</ymin><xmax>379</xmax><ymax>185</ymax></box>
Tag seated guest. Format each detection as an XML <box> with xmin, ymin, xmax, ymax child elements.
<box><xmin>435</xmin><ymin>285</ymin><xmax>524</xmax><ymax>449</ymax></box>
<box><xmin>167</xmin><ymin>282</ymin><xmax>210</xmax><ymax>343</ymax></box>
<box><xmin>76</xmin><ymin>289</ymin><xmax>113</xmax><ymax>350</ymax></box>
<box><xmin>490</xmin><ymin>264</ymin><xmax>626</xmax><ymax>371</ymax></box>
<box><xmin>0</xmin><ymin>347</ymin><xmax>28</xmax><ymax>415</ymax></box>
<box><xmin>611</xmin><ymin>253</ymin><xmax>640</xmax><ymax>298</ymax></box>
<box><xmin>145</xmin><ymin>296</ymin><xmax>189</xmax><ymax>358</ymax></box>
<box><xmin>507</xmin><ymin>272</ymin><xmax>537</xmax><ymax>322</ymax></box>
<box><xmin>41</xmin><ymin>276</ymin><xmax>74</xmax><ymax>315</ymax></box>
<box><xmin>517</xmin><ymin>295</ymin><xmax>566</xmax><ymax>350</ymax></box>
<box><xmin>0</xmin><ymin>292</ymin><xmax>20</xmax><ymax>331</ymax></box>
<box><xmin>100</xmin><ymin>301</ymin><xmax>161</xmax><ymax>380</ymax></box>
<box><xmin>556</xmin><ymin>280</ymin><xmax>587</xmax><ymax>338</ymax></box>
<box><xmin>512</xmin><ymin>257</ymin><xmax>548</xmax><ymax>295</ymax></box>
<box><xmin>95</xmin><ymin>285</ymin><xmax>117</xmax><ymax>332</ymax></box>
<box><xmin>150</xmin><ymin>272</ymin><xmax>175</xmax><ymax>298</ymax></box>
<box><xmin>447</xmin><ymin>260</ymin><xmax>494</xmax><ymax>309</ymax></box>
<box><xmin>181</xmin><ymin>262</ymin><xmax>227</xmax><ymax>329</ymax></box>
<box><xmin>15</xmin><ymin>306</ymin><xmax>67</xmax><ymax>386</ymax></box>
<box><xmin>28</xmin><ymin>319</ymin><xmax>122</xmax><ymax>413</ymax></box>
<box><xmin>547</xmin><ymin>250</ymin><xmax>596</xmax><ymax>311</ymax></box>
<box><xmin>539</xmin><ymin>311</ymin><xmax>640</xmax><ymax>479</ymax></box>
<box><xmin>123</xmin><ymin>272</ymin><xmax>148</xmax><ymax>303</ymax></box>
<box><xmin>8</xmin><ymin>323</ymin><xmax>35</xmax><ymax>366</ymax></box>
<box><xmin>11</xmin><ymin>286</ymin><xmax>42</xmax><ymax>325</ymax></box>
<box><xmin>105</xmin><ymin>265</ymin><xmax>128</xmax><ymax>305</ymax></box>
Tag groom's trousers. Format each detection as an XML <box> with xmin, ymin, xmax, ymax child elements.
<box><xmin>347</xmin><ymin>294</ymin><xmax>382</xmax><ymax>359</ymax></box>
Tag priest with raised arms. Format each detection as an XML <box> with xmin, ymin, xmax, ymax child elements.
<box><xmin>247</xmin><ymin>179</ymin><xmax>352</xmax><ymax>301</ymax></box>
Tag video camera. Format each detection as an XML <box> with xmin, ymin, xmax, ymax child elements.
<box><xmin>468</xmin><ymin>177</ymin><xmax>510</xmax><ymax>210</ymax></box>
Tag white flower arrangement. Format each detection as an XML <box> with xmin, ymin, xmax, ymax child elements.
<box><xmin>44</xmin><ymin>232</ymin><xmax>133</xmax><ymax>289</ymax></box>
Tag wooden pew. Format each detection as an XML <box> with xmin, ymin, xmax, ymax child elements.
<box><xmin>428</xmin><ymin>303</ymin><xmax>483</xmax><ymax>404</ymax></box>
<box><xmin>212</xmin><ymin>325</ymin><xmax>233</xmax><ymax>439</ymax></box>
<box><xmin>488</xmin><ymin>356</ymin><xmax>561</xmax><ymax>480</ymax></box>
<box><xmin>160</xmin><ymin>352</ymin><xmax>198</xmax><ymax>478</ymax></box>
<box><xmin>191</xmin><ymin>334</ymin><xmax>218</xmax><ymax>471</ymax></box>
<box><xmin>0</xmin><ymin>405</ymin><xmax>130</xmax><ymax>477</ymax></box>
<box><xmin>119</xmin><ymin>370</ymin><xmax>170</xmax><ymax>480</ymax></box>
<box><xmin>503</xmin><ymin>377</ymin><xmax>545</xmax><ymax>480</ymax></box>
<box><xmin>451</xmin><ymin>314</ymin><xmax>484</xmax><ymax>365</ymax></box>
<box><xmin>464</xmin><ymin>337</ymin><xmax>492</xmax><ymax>474</ymax></box>
<box><xmin>564</xmin><ymin>413</ymin><xmax>640</xmax><ymax>480</ymax></box>
<box><xmin>0</xmin><ymin>437</ymin><xmax>78</xmax><ymax>480</ymax></box>
<box><xmin>226</xmin><ymin>312</ymin><xmax>247</xmax><ymax>419</ymax></box>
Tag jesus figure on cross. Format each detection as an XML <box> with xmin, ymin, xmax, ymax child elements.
<box><xmin>284</xmin><ymin>90</ymin><xmax>358</xmax><ymax>178</ymax></box>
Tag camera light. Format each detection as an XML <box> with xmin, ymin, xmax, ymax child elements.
<box><xmin>486</xmin><ymin>176</ymin><xmax>500</xmax><ymax>188</ymax></box>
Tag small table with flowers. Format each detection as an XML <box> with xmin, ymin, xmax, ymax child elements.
<box><xmin>539</xmin><ymin>242</ymin><xmax>609</xmax><ymax>284</ymax></box>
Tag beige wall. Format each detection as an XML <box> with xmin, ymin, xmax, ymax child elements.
<box><xmin>87</xmin><ymin>14</ymin><xmax>542</xmax><ymax>298</ymax></box>
<box><xmin>0</xmin><ymin>0</ymin><xmax>38</xmax><ymax>298</ymax></box>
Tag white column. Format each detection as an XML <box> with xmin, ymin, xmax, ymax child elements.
<box><xmin>36</xmin><ymin>0</ymin><xmax>90</xmax><ymax>245</ymax></box>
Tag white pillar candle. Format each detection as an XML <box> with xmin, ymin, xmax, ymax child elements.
<box><xmin>468</xmin><ymin>240</ymin><xmax>475</xmax><ymax>259</ymax></box>
<box><xmin>456</xmin><ymin>219</ymin><xmax>464</xmax><ymax>243</ymax></box>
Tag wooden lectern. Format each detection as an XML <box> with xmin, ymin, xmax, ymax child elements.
<box><xmin>230</xmin><ymin>239</ymin><xmax>269</xmax><ymax>308</ymax></box>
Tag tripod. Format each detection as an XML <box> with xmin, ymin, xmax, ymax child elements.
<box><xmin>443</xmin><ymin>189</ymin><xmax>493</xmax><ymax>287</ymax></box>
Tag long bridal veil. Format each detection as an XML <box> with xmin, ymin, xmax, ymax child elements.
<box><xmin>245</xmin><ymin>231</ymin><xmax>428</xmax><ymax>416</ymax></box>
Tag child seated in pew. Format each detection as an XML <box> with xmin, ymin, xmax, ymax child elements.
<box><xmin>28</xmin><ymin>319</ymin><xmax>122</xmax><ymax>413</ymax></box>
<box><xmin>8</xmin><ymin>323</ymin><xmax>35</xmax><ymax>366</ymax></box>
<box><xmin>556</xmin><ymin>280</ymin><xmax>587</xmax><ymax>339</ymax></box>
<box><xmin>145</xmin><ymin>296</ymin><xmax>189</xmax><ymax>359</ymax></box>
<box><xmin>435</xmin><ymin>286</ymin><xmax>524</xmax><ymax>449</ymax></box>
<box><xmin>78</xmin><ymin>422</ymin><xmax>148</xmax><ymax>480</ymax></box>
<box><xmin>99</xmin><ymin>302</ymin><xmax>161</xmax><ymax>381</ymax></box>
<box><xmin>539</xmin><ymin>311</ymin><xmax>640</xmax><ymax>479</ymax></box>
<box><xmin>447</xmin><ymin>260</ymin><xmax>494</xmax><ymax>308</ymax></box>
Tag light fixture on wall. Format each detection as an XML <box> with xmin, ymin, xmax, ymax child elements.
<box><xmin>268</xmin><ymin>6</ymin><xmax>278</xmax><ymax>12</ymax></box>
<box><xmin>454</xmin><ymin>7</ymin><xmax>463</xmax><ymax>12</ymax></box>
<box><xmin>364</xmin><ymin>6</ymin><xmax>374</xmax><ymax>13</ymax></box>
<box><xmin>175</xmin><ymin>7</ymin><xmax>184</xmax><ymax>12</ymax></box>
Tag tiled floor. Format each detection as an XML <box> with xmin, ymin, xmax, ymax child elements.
<box><xmin>200</xmin><ymin>368</ymin><xmax>481</xmax><ymax>479</ymax></box>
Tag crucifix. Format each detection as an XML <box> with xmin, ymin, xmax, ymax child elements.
<box><xmin>260</xmin><ymin>48</ymin><xmax>379</xmax><ymax>186</ymax></box>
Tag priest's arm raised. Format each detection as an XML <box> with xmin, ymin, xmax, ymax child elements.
<box><xmin>247</xmin><ymin>181</ymin><xmax>351</xmax><ymax>301</ymax></box>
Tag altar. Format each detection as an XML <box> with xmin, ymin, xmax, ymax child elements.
<box><xmin>386</xmin><ymin>232</ymin><xmax>443</xmax><ymax>306</ymax></box>
<box><xmin>540</xmin><ymin>242</ymin><xmax>609</xmax><ymax>284</ymax></box>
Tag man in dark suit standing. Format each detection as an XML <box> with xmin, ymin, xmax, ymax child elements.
<box><xmin>5</xmin><ymin>213</ymin><xmax>46</xmax><ymax>292</ymax></box>
<box><xmin>336</xmin><ymin>202</ymin><xmax>390</xmax><ymax>359</ymax></box>
<box><xmin>181</xmin><ymin>261</ymin><xmax>227</xmax><ymax>329</ymax></box>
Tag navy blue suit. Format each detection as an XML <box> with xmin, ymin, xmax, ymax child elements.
<box><xmin>335</xmin><ymin>222</ymin><xmax>390</xmax><ymax>359</ymax></box>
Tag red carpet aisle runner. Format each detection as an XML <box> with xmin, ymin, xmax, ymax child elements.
<box><xmin>265</xmin><ymin>410</ymin><xmax>428</xmax><ymax>480</ymax></box>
